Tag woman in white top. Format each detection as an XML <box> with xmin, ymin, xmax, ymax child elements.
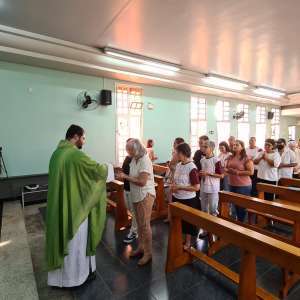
<box><xmin>254</xmin><ymin>138</ymin><xmax>281</xmax><ymax>200</ymax></box>
<box><xmin>164</xmin><ymin>137</ymin><xmax>185</xmax><ymax>223</ymax></box>
<box><xmin>218</xmin><ymin>141</ymin><xmax>231</xmax><ymax>191</ymax></box>
<box><xmin>117</xmin><ymin>139</ymin><xmax>156</xmax><ymax>266</ymax></box>
<box><xmin>289</xmin><ymin>140</ymin><xmax>300</xmax><ymax>178</ymax></box>
<box><xmin>171</xmin><ymin>143</ymin><xmax>200</xmax><ymax>250</ymax></box>
<box><xmin>277</xmin><ymin>138</ymin><xmax>297</xmax><ymax>179</ymax></box>
<box><xmin>246</xmin><ymin>137</ymin><xmax>262</xmax><ymax>196</ymax></box>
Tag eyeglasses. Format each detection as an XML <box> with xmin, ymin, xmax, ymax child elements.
<box><xmin>264</xmin><ymin>143</ymin><xmax>272</xmax><ymax>147</ymax></box>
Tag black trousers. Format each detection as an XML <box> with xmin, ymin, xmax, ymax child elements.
<box><xmin>257</xmin><ymin>178</ymin><xmax>277</xmax><ymax>200</ymax></box>
<box><xmin>250</xmin><ymin>170</ymin><xmax>258</xmax><ymax>197</ymax></box>
<box><xmin>172</xmin><ymin>196</ymin><xmax>198</xmax><ymax>236</ymax></box>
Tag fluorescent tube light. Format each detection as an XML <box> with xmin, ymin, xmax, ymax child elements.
<box><xmin>202</xmin><ymin>74</ymin><xmax>249</xmax><ymax>91</ymax></box>
<box><xmin>253</xmin><ymin>87</ymin><xmax>285</xmax><ymax>98</ymax></box>
<box><xmin>103</xmin><ymin>47</ymin><xmax>180</xmax><ymax>72</ymax></box>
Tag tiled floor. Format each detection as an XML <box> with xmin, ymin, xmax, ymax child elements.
<box><xmin>0</xmin><ymin>201</ymin><xmax>39</xmax><ymax>300</ymax></box>
<box><xmin>25</xmin><ymin>204</ymin><xmax>300</xmax><ymax>300</ymax></box>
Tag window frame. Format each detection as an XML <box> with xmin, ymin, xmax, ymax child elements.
<box><xmin>255</xmin><ymin>106</ymin><xmax>267</xmax><ymax>148</ymax></box>
<box><xmin>215</xmin><ymin>100</ymin><xmax>231</xmax><ymax>147</ymax></box>
<box><xmin>190</xmin><ymin>95</ymin><xmax>207</xmax><ymax>154</ymax></box>
<box><xmin>115</xmin><ymin>83</ymin><xmax>144</xmax><ymax>165</ymax></box>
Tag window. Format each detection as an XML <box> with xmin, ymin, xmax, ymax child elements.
<box><xmin>256</xmin><ymin>106</ymin><xmax>266</xmax><ymax>148</ymax></box>
<box><xmin>215</xmin><ymin>100</ymin><xmax>230</xmax><ymax>146</ymax></box>
<box><xmin>215</xmin><ymin>100</ymin><xmax>230</xmax><ymax>121</ymax></box>
<box><xmin>190</xmin><ymin>96</ymin><xmax>207</xmax><ymax>154</ymax></box>
<box><xmin>116</xmin><ymin>85</ymin><xmax>143</xmax><ymax>164</ymax></box>
<box><xmin>271</xmin><ymin>108</ymin><xmax>280</xmax><ymax>140</ymax></box>
<box><xmin>237</xmin><ymin>104</ymin><xmax>249</xmax><ymax>142</ymax></box>
<box><xmin>288</xmin><ymin>126</ymin><xmax>296</xmax><ymax>141</ymax></box>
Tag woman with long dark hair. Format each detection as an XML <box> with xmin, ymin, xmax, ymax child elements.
<box><xmin>218</xmin><ymin>141</ymin><xmax>231</xmax><ymax>191</ymax></box>
<box><xmin>225</xmin><ymin>139</ymin><xmax>254</xmax><ymax>222</ymax></box>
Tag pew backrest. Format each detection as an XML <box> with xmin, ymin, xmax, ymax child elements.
<box><xmin>169</xmin><ymin>202</ymin><xmax>300</xmax><ymax>274</ymax></box>
<box><xmin>153</xmin><ymin>164</ymin><xmax>169</xmax><ymax>175</ymax></box>
<box><xmin>257</xmin><ymin>183</ymin><xmax>300</xmax><ymax>203</ymax></box>
<box><xmin>219</xmin><ymin>191</ymin><xmax>300</xmax><ymax>223</ymax></box>
<box><xmin>279</xmin><ymin>177</ymin><xmax>300</xmax><ymax>188</ymax></box>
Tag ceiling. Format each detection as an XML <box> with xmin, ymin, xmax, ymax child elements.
<box><xmin>1</xmin><ymin>0</ymin><xmax>300</xmax><ymax>95</ymax></box>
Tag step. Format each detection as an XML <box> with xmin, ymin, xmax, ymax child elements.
<box><xmin>0</xmin><ymin>200</ymin><xmax>39</xmax><ymax>300</ymax></box>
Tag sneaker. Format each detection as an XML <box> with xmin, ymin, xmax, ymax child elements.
<box><xmin>198</xmin><ymin>230</ymin><xmax>208</xmax><ymax>239</ymax></box>
<box><xmin>123</xmin><ymin>232</ymin><xmax>138</xmax><ymax>244</ymax></box>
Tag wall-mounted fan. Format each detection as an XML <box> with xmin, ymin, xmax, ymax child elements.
<box><xmin>77</xmin><ymin>91</ymin><xmax>100</xmax><ymax>110</ymax></box>
<box><xmin>233</xmin><ymin>111</ymin><xmax>245</xmax><ymax>120</ymax></box>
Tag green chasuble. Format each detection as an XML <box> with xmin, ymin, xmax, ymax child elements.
<box><xmin>46</xmin><ymin>140</ymin><xmax>108</xmax><ymax>271</ymax></box>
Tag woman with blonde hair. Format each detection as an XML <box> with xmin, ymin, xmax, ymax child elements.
<box><xmin>117</xmin><ymin>139</ymin><xmax>155</xmax><ymax>266</ymax></box>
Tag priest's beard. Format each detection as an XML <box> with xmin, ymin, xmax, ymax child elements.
<box><xmin>75</xmin><ymin>142</ymin><xmax>83</xmax><ymax>149</ymax></box>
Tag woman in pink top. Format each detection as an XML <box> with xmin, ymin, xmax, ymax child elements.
<box><xmin>225</xmin><ymin>139</ymin><xmax>254</xmax><ymax>222</ymax></box>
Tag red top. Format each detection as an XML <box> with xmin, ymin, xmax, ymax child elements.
<box><xmin>227</xmin><ymin>155</ymin><xmax>251</xmax><ymax>187</ymax></box>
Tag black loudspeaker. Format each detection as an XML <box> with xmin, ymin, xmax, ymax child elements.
<box><xmin>267</xmin><ymin>111</ymin><xmax>274</xmax><ymax>120</ymax></box>
<box><xmin>100</xmin><ymin>90</ymin><xmax>112</xmax><ymax>105</ymax></box>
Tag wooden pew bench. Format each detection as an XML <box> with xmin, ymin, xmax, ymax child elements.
<box><xmin>152</xmin><ymin>175</ymin><xmax>168</xmax><ymax>220</ymax></box>
<box><xmin>153</xmin><ymin>163</ymin><xmax>169</xmax><ymax>176</ymax></box>
<box><xmin>279</xmin><ymin>177</ymin><xmax>300</xmax><ymax>188</ymax></box>
<box><xmin>217</xmin><ymin>191</ymin><xmax>300</xmax><ymax>298</ymax></box>
<box><xmin>166</xmin><ymin>202</ymin><xmax>300</xmax><ymax>300</ymax></box>
<box><xmin>247</xmin><ymin>183</ymin><xmax>300</xmax><ymax>228</ymax></box>
<box><xmin>107</xmin><ymin>180</ymin><xmax>131</xmax><ymax>231</ymax></box>
<box><xmin>107</xmin><ymin>174</ymin><xmax>168</xmax><ymax>228</ymax></box>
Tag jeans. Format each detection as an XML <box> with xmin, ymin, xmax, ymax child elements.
<box><xmin>200</xmin><ymin>191</ymin><xmax>219</xmax><ymax>216</ymax></box>
<box><xmin>229</xmin><ymin>185</ymin><xmax>252</xmax><ymax>222</ymax></box>
<box><xmin>124</xmin><ymin>191</ymin><xmax>137</xmax><ymax>234</ymax></box>
<box><xmin>250</xmin><ymin>170</ymin><xmax>258</xmax><ymax>197</ymax></box>
<box><xmin>133</xmin><ymin>194</ymin><xmax>155</xmax><ymax>256</ymax></box>
<box><xmin>220</xmin><ymin>175</ymin><xmax>230</xmax><ymax>191</ymax></box>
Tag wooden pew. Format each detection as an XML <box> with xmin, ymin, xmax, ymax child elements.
<box><xmin>107</xmin><ymin>180</ymin><xmax>131</xmax><ymax>231</ymax></box>
<box><xmin>107</xmin><ymin>175</ymin><xmax>168</xmax><ymax>227</ymax></box>
<box><xmin>217</xmin><ymin>191</ymin><xmax>300</xmax><ymax>298</ymax></box>
<box><xmin>257</xmin><ymin>183</ymin><xmax>300</xmax><ymax>203</ymax></box>
<box><xmin>279</xmin><ymin>177</ymin><xmax>300</xmax><ymax>188</ymax></box>
<box><xmin>151</xmin><ymin>164</ymin><xmax>169</xmax><ymax>220</ymax></box>
<box><xmin>151</xmin><ymin>175</ymin><xmax>168</xmax><ymax>220</ymax></box>
<box><xmin>252</xmin><ymin>183</ymin><xmax>300</xmax><ymax>227</ymax></box>
<box><xmin>166</xmin><ymin>202</ymin><xmax>300</xmax><ymax>300</ymax></box>
<box><xmin>218</xmin><ymin>191</ymin><xmax>300</xmax><ymax>246</ymax></box>
<box><xmin>153</xmin><ymin>163</ymin><xmax>169</xmax><ymax>176</ymax></box>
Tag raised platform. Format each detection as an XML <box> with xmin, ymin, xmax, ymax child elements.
<box><xmin>0</xmin><ymin>201</ymin><xmax>39</xmax><ymax>299</ymax></box>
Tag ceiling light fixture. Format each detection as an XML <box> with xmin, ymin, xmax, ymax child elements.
<box><xmin>202</xmin><ymin>74</ymin><xmax>249</xmax><ymax>91</ymax></box>
<box><xmin>253</xmin><ymin>87</ymin><xmax>286</xmax><ymax>99</ymax></box>
<box><xmin>103</xmin><ymin>47</ymin><xmax>181</xmax><ymax>72</ymax></box>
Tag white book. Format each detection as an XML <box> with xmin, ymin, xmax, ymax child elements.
<box><xmin>106</xmin><ymin>163</ymin><xmax>115</xmax><ymax>183</ymax></box>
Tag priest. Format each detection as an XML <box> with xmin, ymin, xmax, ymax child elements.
<box><xmin>46</xmin><ymin>124</ymin><xmax>108</xmax><ymax>287</ymax></box>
